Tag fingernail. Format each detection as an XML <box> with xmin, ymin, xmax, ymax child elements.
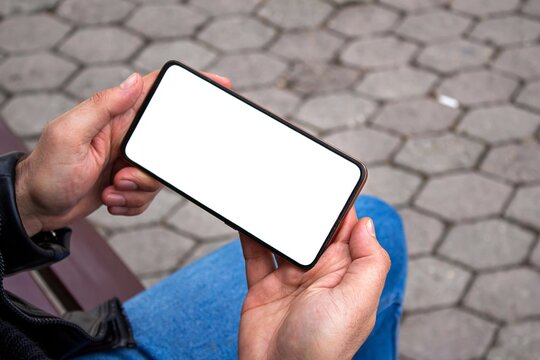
<box><xmin>109</xmin><ymin>206</ymin><xmax>128</xmax><ymax>215</ymax></box>
<box><xmin>106</xmin><ymin>194</ymin><xmax>126</xmax><ymax>206</ymax></box>
<box><xmin>120</xmin><ymin>73</ymin><xmax>138</xmax><ymax>89</ymax></box>
<box><xmin>366</xmin><ymin>218</ymin><xmax>376</xmax><ymax>238</ymax></box>
<box><xmin>117</xmin><ymin>180</ymin><xmax>138</xmax><ymax>191</ymax></box>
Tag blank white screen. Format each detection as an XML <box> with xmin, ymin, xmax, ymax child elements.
<box><xmin>125</xmin><ymin>64</ymin><xmax>362</xmax><ymax>266</ymax></box>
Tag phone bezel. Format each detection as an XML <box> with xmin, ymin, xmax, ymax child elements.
<box><xmin>121</xmin><ymin>60</ymin><xmax>368</xmax><ymax>269</ymax></box>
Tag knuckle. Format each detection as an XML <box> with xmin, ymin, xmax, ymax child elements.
<box><xmin>42</xmin><ymin>122</ymin><xmax>61</xmax><ymax>140</ymax></box>
<box><xmin>90</xmin><ymin>90</ymin><xmax>107</xmax><ymax>107</ymax></box>
<box><xmin>378</xmin><ymin>248</ymin><xmax>391</xmax><ymax>273</ymax></box>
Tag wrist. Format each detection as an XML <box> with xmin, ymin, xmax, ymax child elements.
<box><xmin>15</xmin><ymin>158</ymin><xmax>43</xmax><ymax>237</ymax></box>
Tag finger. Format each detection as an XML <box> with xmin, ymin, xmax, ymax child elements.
<box><xmin>239</xmin><ymin>232</ymin><xmax>276</xmax><ymax>288</ymax></box>
<box><xmin>350</xmin><ymin>217</ymin><xmax>388</xmax><ymax>261</ymax></box>
<box><xmin>337</xmin><ymin>217</ymin><xmax>390</xmax><ymax>298</ymax></box>
<box><xmin>102</xmin><ymin>187</ymin><xmax>158</xmax><ymax>208</ymax></box>
<box><xmin>108</xmin><ymin>204</ymin><xmax>149</xmax><ymax>216</ymax></box>
<box><xmin>68</xmin><ymin>73</ymin><xmax>143</xmax><ymax>142</ymax></box>
<box><xmin>201</xmin><ymin>72</ymin><xmax>232</xmax><ymax>88</ymax></box>
<box><xmin>112</xmin><ymin>166</ymin><xmax>162</xmax><ymax>192</ymax></box>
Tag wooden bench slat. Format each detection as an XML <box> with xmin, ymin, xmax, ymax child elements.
<box><xmin>51</xmin><ymin>219</ymin><xmax>144</xmax><ymax>309</ymax></box>
<box><xmin>4</xmin><ymin>273</ymin><xmax>58</xmax><ymax>315</ymax></box>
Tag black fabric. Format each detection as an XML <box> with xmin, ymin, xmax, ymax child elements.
<box><xmin>0</xmin><ymin>152</ymin><xmax>136</xmax><ymax>359</ymax></box>
<box><xmin>0</xmin><ymin>318</ymin><xmax>49</xmax><ymax>360</ymax></box>
<box><xmin>0</xmin><ymin>152</ymin><xmax>71</xmax><ymax>276</ymax></box>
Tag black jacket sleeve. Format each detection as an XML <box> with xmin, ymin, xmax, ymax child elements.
<box><xmin>0</xmin><ymin>152</ymin><xmax>136</xmax><ymax>358</ymax></box>
<box><xmin>0</xmin><ymin>152</ymin><xmax>70</xmax><ymax>276</ymax></box>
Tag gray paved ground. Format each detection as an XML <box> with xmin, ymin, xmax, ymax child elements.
<box><xmin>1</xmin><ymin>0</ymin><xmax>539</xmax><ymax>358</ymax></box>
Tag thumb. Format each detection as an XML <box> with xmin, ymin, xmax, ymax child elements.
<box><xmin>70</xmin><ymin>72</ymin><xmax>143</xmax><ymax>142</ymax></box>
<box><xmin>337</xmin><ymin>217</ymin><xmax>390</xmax><ymax>302</ymax></box>
<box><xmin>349</xmin><ymin>217</ymin><xmax>387</xmax><ymax>260</ymax></box>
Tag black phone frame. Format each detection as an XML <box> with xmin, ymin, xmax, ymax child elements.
<box><xmin>121</xmin><ymin>60</ymin><xmax>368</xmax><ymax>270</ymax></box>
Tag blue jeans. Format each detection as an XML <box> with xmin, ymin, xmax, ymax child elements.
<box><xmin>79</xmin><ymin>195</ymin><xmax>407</xmax><ymax>360</ymax></box>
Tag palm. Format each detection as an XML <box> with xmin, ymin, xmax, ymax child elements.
<box><xmin>239</xmin><ymin>242</ymin><xmax>351</xmax><ymax>359</ymax></box>
<box><xmin>238</xmin><ymin>209</ymin><xmax>388</xmax><ymax>360</ymax></box>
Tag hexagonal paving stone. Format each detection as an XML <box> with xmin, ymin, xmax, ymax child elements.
<box><xmin>182</xmin><ymin>239</ymin><xmax>233</xmax><ymax>266</ymax></box>
<box><xmin>60</xmin><ymin>27</ymin><xmax>142</xmax><ymax>64</ymax></box>
<box><xmin>437</xmin><ymin>70</ymin><xmax>518</xmax><ymax>106</ymax></box>
<box><xmin>241</xmin><ymin>88</ymin><xmax>300</xmax><ymax>117</ymax></box>
<box><xmin>374</xmin><ymin>99</ymin><xmax>459</xmax><ymax>136</ymax></box>
<box><xmin>1</xmin><ymin>93</ymin><xmax>76</xmax><ymax>136</ymax></box>
<box><xmin>141</xmin><ymin>275</ymin><xmax>166</xmax><ymax>289</ymax></box>
<box><xmin>209</xmin><ymin>53</ymin><xmax>287</xmax><ymax>89</ymax></box>
<box><xmin>88</xmin><ymin>188</ymin><xmax>182</xmax><ymax>230</ymax></box>
<box><xmin>0</xmin><ymin>14</ymin><xmax>70</xmax><ymax>53</ymax></box>
<box><xmin>523</xmin><ymin>0</ymin><xmax>540</xmax><ymax>16</ymax></box>
<box><xmin>126</xmin><ymin>5</ymin><xmax>208</xmax><ymax>39</ymax></box>
<box><xmin>323</xmin><ymin>128</ymin><xmax>401</xmax><ymax>164</ymax></box>
<box><xmin>0</xmin><ymin>53</ymin><xmax>77</xmax><ymax>92</ymax></box>
<box><xmin>258</xmin><ymin>0</ymin><xmax>332</xmax><ymax>29</ymax></box>
<box><xmin>57</xmin><ymin>0</ymin><xmax>134</xmax><ymax>24</ymax></box>
<box><xmin>488</xmin><ymin>321</ymin><xmax>540</xmax><ymax>360</ymax></box>
<box><xmin>458</xmin><ymin>106</ymin><xmax>540</xmax><ymax>144</ymax></box>
<box><xmin>417</xmin><ymin>40</ymin><xmax>493</xmax><ymax>74</ymax></box>
<box><xmin>286</xmin><ymin>63</ymin><xmax>359</xmax><ymax>95</ymax></box>
<box><xmin>494</xmin><ymin>46</ymin><xmax>540</xmax><ymax>79</ymax></box>
<box><xmin>192</xmin><ymin>0</ymin><xmax>261</xmax><ymax>15</ymax></box>
<box><xmin>399</xmin><ymin>208</ymin><xmax>444</xmax><ymax>256</ymax></box>
<box><xmin>506</xmin><ymin>185</ymin><xmax>540</xmax><ymax>230</ymax></box>
<box><xmin>271</xmin><ymin>30</ymin><xmax>343</xmax><ymax>63</ymax></box>
<box><xmin>328</xmin><ymin>4</ymin><xmax>399</xmax><ymax>37</ymax></box>
<box><xmin>66</xmin><ymin>65</ymin><xmax>134</xmax><ymax>99</ymax></box>
<box><xmin>404</xmin><ymin>257</ymin><xmax>470</xmax><ymax>311</ymax></box>
<box><xmin>517</xmin><ymin>81</ymin><xmax>540</xmax><ymax>112</ymax></box>
<box><xmin>166</xmin><ymin>201</ymin><xmax>237</xmax><ymax>241</ymax></box>
<box><xmin>452</xmin><ymin>0</ymin><xmax>520</xmax><ymax>16</ymax></box>
<box><xmin>198</xmin><ymin>17</ymin><xmax>275</xmax><ymax>52</ymax></box>
<box><xmin>340</xmin><ymin>36</ymin><xmax>418</xmax><ymax>69</ymax></box>
<box><xmin>465</xmin><ymin>268</ymin><xmax>540</xmax><ymax>321</ymax></box>
<box><xmin>415</xmin><ymin>173</ymin><xmax>512</xmax><ymax>221</ymax></box>
<box><xmin>396</xmin><ymin>134</ymin><xmax>484</xmax><ymax>174</ymax></box>
<box><xmin>110</xmin><ymin>226</ymin><xmax>195</xmax><ymax>275</ymax></box>
<box><xmin>295</xmin><ymin>93</ymin><xmax>376</xmax><ymax>131</ymax></box>
<box><xmin>128</xmin><ymin>0</ymin><xmax>178</xmax><ymax>3</ymax></box>
<box><xmin>439</xmin><ymin>219</ymin><xmax>535</xmax><ymax>270</ymax></box>
<box><xmin>361</xmin><ymin>166</ymin><xmax>422</xmax><ymax>205</ymax></box>
<box><xmin>396</xmin><ymin>10</ymin><xmax>471</xmax><ymax>43</ymax></box>
<box><xmin>133</xmin><ymin>41</ymin><xmax>216</xmax><ymax>73</ymax></box>
<box><xmin>531</xmin><ymin>241</ymin><xmax>540</xmax><ymax>267</ymax></box>
<box><xmin>471</xmin><ymin>16</ymin><xmax>540</xmax><ymax>46</ymax></box>
<box><xmin>400</xmin><ymin>308</ymin><xmax>496</xmax><ymax>360</ymax></box>
<box><xmin>356</xmin><ymin>68</ymin><xmax>437</xmax><ymax>101</ymax></box>
<box><xmin>482</xmin><ymin>143</ymin><xmax>540</xmax><ymax>184</ymax></box>
<box><xmin>0</xmin><ymin>0</ymin><xmax>59</xmax><ymax>15</ymax></box>
<box><xmin>380</xmin><ymin>0</ymin><xmax>449</xmax><ymax>11</ymax></box>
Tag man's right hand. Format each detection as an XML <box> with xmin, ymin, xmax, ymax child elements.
<box><xmin>238</xmin><ymin>208</ymin><xmax>391</xmax><ymax>360</ymax></box>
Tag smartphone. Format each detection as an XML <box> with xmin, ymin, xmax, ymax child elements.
<box><xmin>122</xmin><ymin>61</ymin><xmax>367</xmax><ymax>269</ymax></box>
